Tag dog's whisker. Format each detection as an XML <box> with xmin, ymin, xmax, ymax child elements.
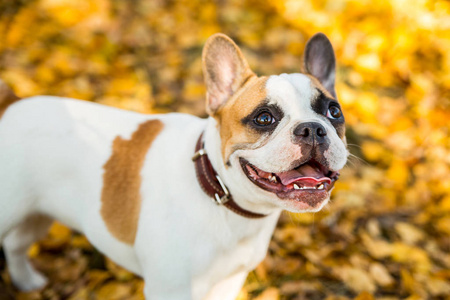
<box><xmin>346</xmin><ymin>143</ymin><xmax>362</xmax><ymax>149</ymax></box>
<box><xmin>348</xmin><ymin>152</ymin><xmax>366</xmax><ymax>162</ymax></box>
<box><xmin>345</xmin><ymin>153</ymin><xmax>369</xmax><ymax>168</ymax></box>
<box><xmin>287</xmin><ymin>211</ymin><xmax>295</xmax><ymax>225</ymax></box>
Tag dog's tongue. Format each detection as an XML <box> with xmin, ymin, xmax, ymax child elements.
<box><xmin>278</xmin><ymin>163</ymin><xmax>326</xmax><ymax>186</ymax></box>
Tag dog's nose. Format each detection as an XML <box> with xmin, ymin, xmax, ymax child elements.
<box><xmin>293</xmin><ymin>122</ymin><xmax>327</xmax><ymax>145</ymax></box>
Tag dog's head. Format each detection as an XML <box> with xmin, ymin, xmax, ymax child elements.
<box><xmin>202</xmin><ymin>33</ymin><xmax>348</xmax><ymax>213</ymax></box>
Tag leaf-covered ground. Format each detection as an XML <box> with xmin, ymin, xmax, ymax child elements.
<box><xmin>0</xmin><ymin>0</ymin><xmax>449</xmax><ymax>299</ymax></box>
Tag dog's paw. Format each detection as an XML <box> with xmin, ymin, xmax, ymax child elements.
<box><xmin>12</xmin><ymin>269</ymin><xmax>48</xmax><ymax>292</ymax></box>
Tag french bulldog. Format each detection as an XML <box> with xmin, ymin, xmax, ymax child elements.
<box><xmin>0</xmin><ymin>33</ymin><xmax>347</xmax><ymax>300</ymax></box>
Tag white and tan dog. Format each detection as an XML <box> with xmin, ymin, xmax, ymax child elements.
<box><xmin>0</xmin><ymin>33</ymin><xmax>347</xmax><ymax>299</ymax></box>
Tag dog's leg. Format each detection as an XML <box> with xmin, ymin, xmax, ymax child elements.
<box><xmin>141</xmin><ymin>262</ymin><xmax>193</xmax><ymax>300</ymax></box>
<box><xmin>143</xmin><ymin>285</ymin><xmax>193</xmax><ymax>300</ymax></box>
<box><xmin>137</xmin><ymin>246</ymin><xmax>193</xmax><ymax>299</ymax></box>
<box><xmin>203</xmin><ymin>271</ymin><xmax>248</xmax><ymax>300</ymax></box>
<box><xmin>3</xmin><ymin>214</ymin><xmax>52</xmax><ymax>291</ymax></box>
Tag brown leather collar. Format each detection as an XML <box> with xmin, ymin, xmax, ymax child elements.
<box><xmin>192</xmin><ymin>133</ymin><xmax>267</xmax><ymax>219</ymax></box>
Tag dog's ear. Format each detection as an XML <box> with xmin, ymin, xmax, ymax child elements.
<box><xmin>202</xmin><ymin>33</ymin><xmax>255</xmax><ymax>115</ymax></box>
<box><xmin>304</xmin><ymin>33</ymin><xmax>337</xmax><ymax>98</ymax></box>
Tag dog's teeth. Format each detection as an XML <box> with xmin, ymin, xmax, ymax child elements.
<box><xmin>293</xmin><ymin>184</ymin><xmax>300</xmax><ymax>190</ymax></box>
<box><xmin>269</xmin><ymin>175</ymin><xmax>277</xmax><ymax>183</ymax></box>
<box><xmin>317</xmin><ymin>183</ymin><xmax>324</xmax><ymax>190</ymax></box>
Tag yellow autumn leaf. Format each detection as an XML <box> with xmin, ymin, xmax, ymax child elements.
<box><xmin>355</xmin><ymin>53</ymin><xmax>381</xmax><ymax>73</ymax></box>
<box><xmin>334</xmin><ymin>266</ymin><xmax>376</xmax><ymax>293</ymax></box>
<box><xmin>386</xmin><ymin>160</ymin><xmax>409</xmax><ymax>188</ymax></box>
<box><xmin>49</xmin><ymin>222</ymin><xmax>72</xmax><ymax>240</ymax></box>
<box><xmin>369</xmin><ymin>263</ymin><xmax>394</xmax><ymax>287</ymax></box>
<box><xmin>27</xmin><ymin>243</ymin><xmax>40</xmax><ymax>258</ymax></box>
<box><xmin>361</xmin><ymin>232</ymin><xmax>394</xmax><ymax>259</ymax></box>
<box><xmin>438</xmin><ymin>196</ymin><xmax>450</xmax><ymax>212</ymax></box>
<box><xmin>95</xmin><ymin>282</ymin><xmax>133</xmax><ymax>300</ymax></box>
<box><xmin>254</xmin><ymin>287</ymin><xmax>279</xmax><ymax>300</ymax></box>
<box><xmin>361</xmin><ymin>141</ymin><xmax>387</xmax><ymax>162</ymax></box>
<box><xmin>435</xmin><ymin>217</ymin><xmax>450</xmax><ymax>235</ymax></box>
<box><xmin>236</xmin><ymin>290</ymin><xmax>249</xmax><ymax>300</ymax></box>
<box><xmin>391</xmin><ymin>243</ymin><xmax>431</xmax><ymax>274</ymax></box>
<box><xmin>354</xmin><ymin>291</ymin><xmax>375</xmax><ymax>300</ymax></box>
<box><xmin>394</xmin><ymin>222</ymin><xmax>425</xmax><ymax>245</ymax></box>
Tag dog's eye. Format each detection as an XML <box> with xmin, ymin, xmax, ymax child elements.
<box><xmin>254</xmin><ymin>112</ymin><xmax>275</xmax><ymax>126</ymax></box>
<box><xmin>327</xmin><ymin>105</ymin><xmax>342</xmax><ymax>119</ymax></box>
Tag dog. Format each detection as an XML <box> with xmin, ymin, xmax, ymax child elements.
<box><xmin>0</xmin><ymin>33</ymin><xmax>347</xmax><ymax>299</ymax></box>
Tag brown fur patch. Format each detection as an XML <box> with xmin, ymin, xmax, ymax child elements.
<box><xmin>217</xmin><ymin>76</ymin><xmax>268</xmax><ymax>162</ymax></box>
<box><xmin>0</xmin><ymin>81</ymin><xmax>21</xmax><ymax>118</ymax></box>
<box><xmin>101</xmin><ymin>119</ymin><xmax>163</xmax><ymax>245</ymax></box>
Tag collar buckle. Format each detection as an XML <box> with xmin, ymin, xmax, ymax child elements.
<box><xmin>213</xmin><ymin>175</ymin><xmax>230</xmax><ymax>205</ymax></box>
<box><xmin>192</xmin><ymin>148</ymin><xmax>206</xmax><ymax>161</ymax></box>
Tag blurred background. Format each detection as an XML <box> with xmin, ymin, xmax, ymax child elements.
<box><xmin>0</xmin><ymin>0</ymin><xmax>449</xmax><ymax>299</ymax></box>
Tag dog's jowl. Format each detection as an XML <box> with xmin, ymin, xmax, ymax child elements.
<box><xmin>0</xmin><ymin>33</ymin><xmax>348</xmax><ymax>300</ymax></box>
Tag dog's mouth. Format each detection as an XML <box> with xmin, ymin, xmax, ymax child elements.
<box><xmin>239</xmin><ymin>158</ymin><xmax>340</xmax><ymax>209</ymax></box>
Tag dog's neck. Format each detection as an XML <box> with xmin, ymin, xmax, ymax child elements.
<box><xmin>203</xmin><ymin>117</ymin><xmax>283</xmax><ymax>216</ymax></box>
